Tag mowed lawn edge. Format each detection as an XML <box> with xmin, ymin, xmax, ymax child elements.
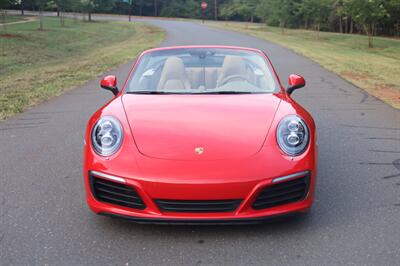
<box><xmin>206</xmin><ymin>21</ymin><xmax>400</xmax><ymax>109</ymax></box>
<box><xmin>0</xmin><ymin>17</ymin><xmax>165</xmax><ymax>120</ymax></box>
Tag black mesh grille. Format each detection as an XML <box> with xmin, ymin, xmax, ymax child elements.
<box><xmin>155</xmin><ymin>199</ymin><xmax>242</xmax><ymax>213</ymax></box>
<box><xmin>90</xmin><ymin>174</ymin><xmax>146</xmax><ymax>210</ymax></box>
<box><xmin>252</xmin><ymin>173</ymin><xmax>310</xmax><ymax>210</ymax></box>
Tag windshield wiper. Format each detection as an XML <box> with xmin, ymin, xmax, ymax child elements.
<box><xmin>127</xmin><ymin>91</ymin><xmax>171</xmax><ymax>94</ymax></box>
<box><xmin>127</xmin><ymin>91</ymin><xmax>259</xmax><ymax>95</ymax></box>
<box><xmin>196</xmin><ymin>91</ymin><xmax>254</xmax><ymax>94</ymax></box>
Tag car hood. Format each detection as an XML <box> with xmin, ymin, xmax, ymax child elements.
<box><xmin>121</xmin><ymin>93</ymin><xmax>281</xmax><ymax>161</ymax></box>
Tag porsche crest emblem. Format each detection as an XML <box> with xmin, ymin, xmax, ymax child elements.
<box><xmin>195</xmin><ymin>147</ymin><xmax>204</xmax><ymax>155</ymax></box>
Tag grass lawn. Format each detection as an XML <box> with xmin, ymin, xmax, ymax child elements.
<box><xmin>207</xmin><ymin>21</ymin><xmax>400</xmax><ymax>109</ymax></box>
<box><xmin>0</xmin><ymin>16</ymin><xmax>164</xmax><ymax>120</ymax></box>
<box><xmin>0</xmin><ymin>14</ymin><xmax>29</xmax><ymax>24</ymax></box>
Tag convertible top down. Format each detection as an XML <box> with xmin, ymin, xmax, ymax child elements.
<box><xmin>83</xmin><ymin>45</ymin><xmax>317</xmax><ymax>223</ymax></box>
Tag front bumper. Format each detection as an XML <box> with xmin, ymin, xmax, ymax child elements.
<box><xmin>84</xmin><ymin>169</ymin><xmax>316</xmax><ymax>223</ymax></box>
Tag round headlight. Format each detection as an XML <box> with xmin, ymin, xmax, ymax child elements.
<box><xmin>276</xmin><ymin>115</ymin><xmax>309</xmax><ymax>156</ymax></box>
<box><xmin>91</xmin><ymin>116</ymin><xmax>123</xmax><ymax>156</ymax></box>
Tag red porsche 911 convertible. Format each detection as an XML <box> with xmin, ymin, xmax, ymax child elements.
<box><xmin>83</xmin><ymin>45</ymin><xmax>317</xmax><ymax>224</ymax></box>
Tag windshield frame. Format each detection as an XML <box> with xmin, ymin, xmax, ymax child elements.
<box><xmin>122</xmin><ymin>46</ymin><xmax>283</xmax><ymax>95</ymax></box>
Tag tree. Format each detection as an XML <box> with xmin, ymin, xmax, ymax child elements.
<box><xmin>35</xmin><ymin>0</ymin><xmax>49</xmax><ymax>30</ymax></box>
<box><xmin>219</xmin><ymin>0</ymin><xmax>255</xmax><ymax>28</ymax></box>
<box><xmin>257</xmin><ymin>0</ymin><xmax>294</xmax><ymax>33</ymax></box>
<box><xmin>214</xmin><ymin>0</ymin><xmax>217</xmax><ymax>20</ymax></box>
<box><xmin>160</xmin><ymin>0</ymin><xmax>182</xmax><ymax>17</ymax></box>
<box><xmin>350</xmin><ymin>0</ymin><xmax>388</xmax><ymax>48</ymax></box>
<box><xmin>69</xmin><ymin>0</ymin><xmax>83</xmax><ymax>23</ymax></box>
<box><xmin>80</xmin><ymin>0</ymin><xmax>95</xmax><ymax>21</ymax></box>
<box><xmin>298</xmin><ymin>0</ymin><xmax>330</xmax><ymax>38</ymax></box>
<box><xmin>384</xmin><ymin>0</ymin><xmax>400</xmax><ymax>36</ymax></box>
<box><xmin>160</xmin><ymin>0</ymin><xmax>200</xmax><ymax>19</ymax></box>
<box><xmin>52</xmin><ymin>0</ymin><xmax>72</xmax><ymax>26</ymax></box>
<box><xmin>333</xmin><ymin>0</ymin><xmax>346</xmax><ymax>33</ymax></box>
<box><xmin>220</xmin><ymin>1</ymin><xmax>234</xmax><ymax>24</ymax></box>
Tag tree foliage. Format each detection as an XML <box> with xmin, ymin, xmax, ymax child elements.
<box><xmin>8</xmin><ymin>0</ymin><xmax>399</xmax><ymax>46</ymax></box>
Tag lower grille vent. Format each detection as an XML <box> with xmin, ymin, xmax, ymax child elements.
<box><xmin>252</xmin><ymin>173</ymin><xmax>310</xmax><ymax>210</ymax></box>
<box><xmin>90</xmin><ymin>174</ymin><xmax>146</xmax><ymax>210</ymax></box>
<box><xmin>155</xmin><ymin>199</ymin><xmax>242</xmax><ymax>213</ymax></box>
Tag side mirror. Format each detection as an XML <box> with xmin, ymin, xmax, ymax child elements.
<box><xmin>287</xmin><ymin>74</ymin><xmax>305</xmax><ymax>95</ymax></box>
<box><xmin>101</xmin><ymin>75</ymin><xmax>119</xmax><ymax>96</ymax></box>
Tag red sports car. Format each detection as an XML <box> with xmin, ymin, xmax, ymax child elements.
<box><xmin>83</xmin><ymin>45</ymin><xmax>317</xmax><ymax>224</ymax></box>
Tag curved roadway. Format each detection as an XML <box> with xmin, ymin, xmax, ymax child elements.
<box><xmin>1</xmin><ymin>16</ymin><xmax>400</xmax><ymax>265</ymax></box>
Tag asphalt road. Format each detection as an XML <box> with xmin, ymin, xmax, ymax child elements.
<box><xmin>1</xmin><ymin>15</ymin><xmax>400</xmax><ymax>265</ymax></box>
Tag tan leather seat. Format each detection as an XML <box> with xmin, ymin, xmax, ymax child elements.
<box><xmin>217</xmin><ymin>56</ymin><xmax>255</xmax><ymax>87</ymax></box>
<box><xmin>157</xmin><ymin>57</ymin><xmax>191</xmax><ymax>91</ymax></box>
<box><xmin>186</xmin><ymin>67</ymin><xmax>221</xmax><ymax>90</ymax></box>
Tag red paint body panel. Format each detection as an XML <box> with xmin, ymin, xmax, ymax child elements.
<box><xmin>83</xmin><ymin>46</ymin><xmax>317</xmax><ymax>222</ymax></box>
<box><xmin>121</xmin><ymin>93</ymin><xmax>281</xmax><ymax>160</ymax></box>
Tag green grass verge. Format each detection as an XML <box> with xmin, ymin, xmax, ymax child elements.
<box><xmin>207</xmin><ymin>21</ymin><xmax>400</xmax><ymax>109</ymax></box>
<box><xmin>0</xmin><ymin>15</ymin><xmax>29</xmax><ymax>24</ymax></box>
<box><xmin>0</xmin><ymin>16</ymin><xmax>164</xmax><ymax>120</ymax></box>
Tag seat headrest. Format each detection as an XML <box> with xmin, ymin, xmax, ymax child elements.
<box><xmin>217</xmin><ymin>56</ymin><xmax>247</xmax><ymax>87</ymax></box>
<box><xmin>157</xmin><ymin>57</ymin><xmax>191</xmax><ymax>91</ymax></box>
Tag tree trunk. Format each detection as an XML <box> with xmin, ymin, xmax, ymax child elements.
<box><xmin>88</xmin><ymin>12</ymin><xmax>92</xmax><ymax>22</ymax></box>
<box><xmin>140</xmin><ymin>0</ymin><xmax>143</xmax><ymax>16</ymax></box>
<box><xmin>214</xmin><ymin>0</ymin><xmax>217</xmax><ymax>20</ymax></box>
<box><xmin>317</xmin><ymin>23</ymin><xmax>320</xmax><ymax>39</ymax></box>
<box><xmin>39</xmin><ymin>7</ymin><xmax>44</xmax><ymax>31</ymax></box>
<box><xmin>365</xmin><ymin>23</ymin><xmax>374</xmax><ymax>48</ymax></box>
<box><xmin>57</xmin><ymin>6</ymin><xmax>62</xmax><ymax>25</ymax></box>
<box><xmin>1</xmin><ymin>10</ymin><xmax>7</xmax><ymax>33</ymax></box>
<box><xmin>345</xmin><ymin>17</ymin><xmax>348</xmax><ymax>33</ymax></box>
<box><xmin>304</xmin><ymin>19</ymin><xmax>308</xmax><ymax>29</ymax></box>
<box><xmin>350</xmin><ymin>17</ymin><xmax>353</xmax><ymax>34</ymax></box>
<box><xmin>154</xmin><ymin>0</ymin><xmax>158</xmax><ymax>16</ymax></box>
<box><xmin>339</xmin><ymin>18</ymin><xmax>342</xmax><ymax>33</ymax></box>
<box><xmin>280</xmin><ymin>20</ymin><xmax>285</xmax><ymax>34</ymax></box>
<box><xmin>61</xmin><ymin>11</ymin><xmax>65</xmax><ymax>27</ymax></box>
<box><xmin>368</xmin><ymin>34</ymin><xmax>373</xmax><ymax>48</ymax></box>
<box><xmin>21</xmin><ymin>1</ymin><xmax>24</xmax><ymax>15</ymax></box>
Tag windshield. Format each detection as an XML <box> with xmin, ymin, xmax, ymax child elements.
<box><xmin>125</xmin><ymin>48</ymin><xmax>279</xmax><ymax>94</ymax></box>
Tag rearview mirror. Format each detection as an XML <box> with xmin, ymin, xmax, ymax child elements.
<box><xmin>287</xmin><ymin>74</ymin><xmax>305</xmax><ymax>95</ymax></box>
<box><xmin>101</xmin><ymin>75</ymin><xmax>119</xmax><ymax>96</ymax></box>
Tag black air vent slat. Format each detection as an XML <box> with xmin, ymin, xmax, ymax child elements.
<box><xmin>258</xmin><ymin>179</ymin><xmax>305</xmax><ymax>195</ymax></box>
<box><xmin>256</xmin><ymin>184</ymin><xmax>305</xmax><ymax>200</ymax></box>
<box><xmin>95</xmin><ymin>180</ymin><xmax>133</xmax><ymax>193</ymax></box>
<box><xmin>156</xmin><ymin>199</ymin><xmax>242</xmax><ymax>213</ymax></box>
<box><xmin>97</xmin><ymin>194</ymin><xmax>145</xmax><ymax>208</ymax></box>
<box><xmin>253</xmin><ymin>192</ymin><xmax>304</xmax><ymax>209</ymax></box>
<box><xmin>90</xmin><ymin>174</ymin><xmax>146</xmax><ymax>210</ymax></box>
<box><xmin>160</xmin><ymin>206</ymin><xmax>237</xmax><ymax>212</ymax></box>
<box><xmin>252</xmin><ymin>173</ymin><xmax>310</xmax><ymax>210</ymax></box>
<box><xmin>95</xmin><ymin>186</ymin><xmax>141</xmax><ymax>200</ymax></box>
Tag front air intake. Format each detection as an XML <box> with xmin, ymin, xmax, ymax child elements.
<box><xmin>252</xmin><ymin>172</ymin><xmax>310</xmax><ymax>210</ymax></box>
<box><xmin>90</xmin><ymin>173</ymin><xmax>146</xmax><ymax>210</ymax></box>
<box><xmin>155</xmin><ymin>199</ymin><xmax>242</xmax><ymax>213</ymax></box>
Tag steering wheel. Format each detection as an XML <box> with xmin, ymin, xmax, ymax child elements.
<box><xmin>220</xmin><ymin>74</ymin><xmax>252</xmax><ymax>86</ymax></box>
